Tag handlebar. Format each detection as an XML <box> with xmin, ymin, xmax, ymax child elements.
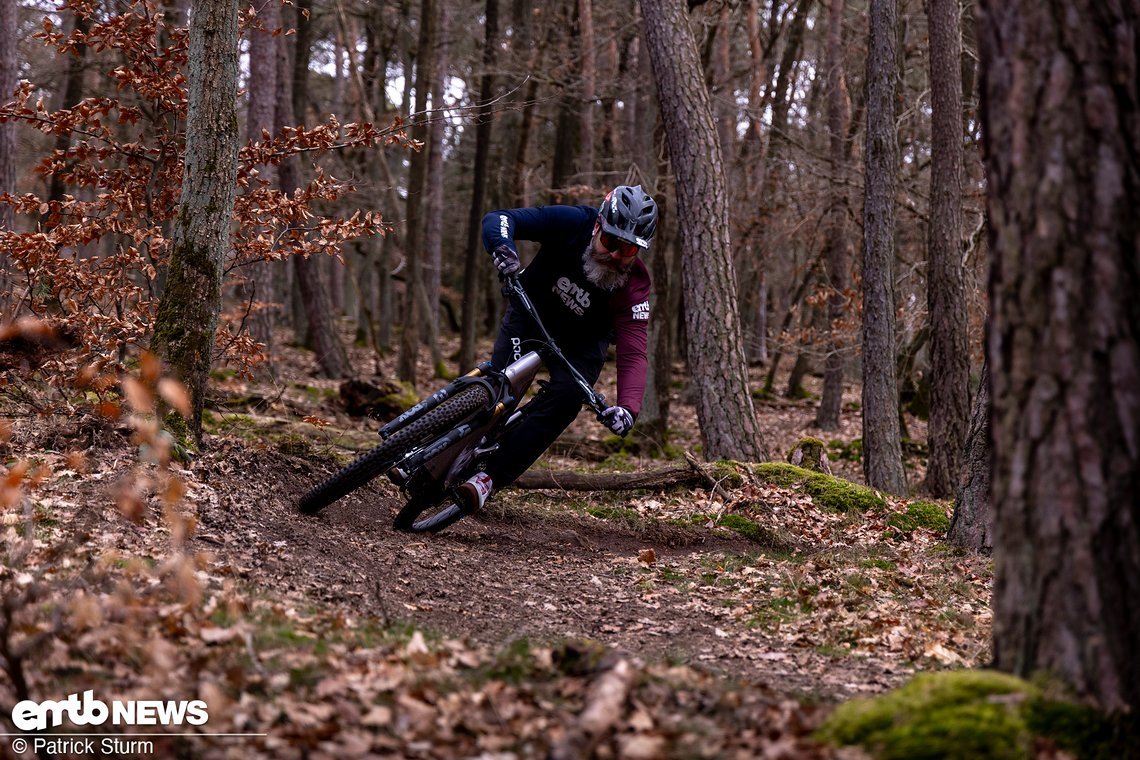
<box><xmin>500</xmin><ymin>273</ymin><xmax>609</xmax><ymax>419</ymax></box>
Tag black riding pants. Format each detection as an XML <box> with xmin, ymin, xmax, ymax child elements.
<box><xmin>482</xmin><ymin>306</ymin><xmax>606</xmax><ymax>488</ymax></box>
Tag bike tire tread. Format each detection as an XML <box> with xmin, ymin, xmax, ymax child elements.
<box><xmin>297</xmin><ymin>385</ymin><xmax>492</xmax><ymax>515</ymax></box>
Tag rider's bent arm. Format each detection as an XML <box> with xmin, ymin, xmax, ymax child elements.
<box><xmin>481</xmin><ymin>206</ymin><xmax>596</xmax><ymax>254</ymax></box>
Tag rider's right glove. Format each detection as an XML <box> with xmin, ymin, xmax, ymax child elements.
<box><xmin>600</xmin><ymin>405</ymin><xmax>635</xmax><ymax>437</ymax></box>
<box><xmin>491</xmin><ymin>244</ymin><xmax>521</xmax><ymax>275</ymax></box>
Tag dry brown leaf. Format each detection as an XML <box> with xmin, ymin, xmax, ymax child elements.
<box><xmin>121</xmin><ymin>375</ymin><xmax>154</xmax><ymax>413</ymax></box>
<box><xmin>158</xmin><ymin>377</ymin><xmax>191</xmax><ymax>417</ymax></box>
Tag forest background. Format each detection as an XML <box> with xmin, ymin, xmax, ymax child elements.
<box><xmin>0</xmin><ymin>0</ymin><xmax>1137</xmax><ymax>757</ymax></box>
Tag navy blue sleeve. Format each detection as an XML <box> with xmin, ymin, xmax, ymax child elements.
<box><xmin>481</xmin><ymin>206</ymin><xmax>596</xmax><ymax>253</ymax></box>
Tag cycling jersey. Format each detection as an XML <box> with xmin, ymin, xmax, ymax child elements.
<box><xmin>481</xmin><ymin>205</ymin><xmax>651</xmax><ymax>415</ymax></box>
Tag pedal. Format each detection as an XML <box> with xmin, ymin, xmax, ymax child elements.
<box><xmin>386</xmin><ymin>467</ymin><xmax>408</xmax><ymax>486</ymax></box>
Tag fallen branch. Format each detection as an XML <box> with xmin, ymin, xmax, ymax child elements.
<box><xmin>683</xmin><ymin>451</ymin><xmax>734</xmax><ymax>503</ymax></box>
<box><xmin>550</xmin><ymin>658</ymin><xmax>635</xmax><ymax>760</ymax></box>
<box><xmin>512</xmin><ymin>466</ymin><xmax>695</xmax><ymax>491</ymax></box>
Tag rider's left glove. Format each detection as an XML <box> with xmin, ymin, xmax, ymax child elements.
<box><xmin>491</xmin><ymin>244</ymin><xmax>521</xmax><ymax>275</ymax></box>
<box><xmin>601</xmin><ymin>405</ymin><xmax>635</xmax><ymax>437</ymax></box>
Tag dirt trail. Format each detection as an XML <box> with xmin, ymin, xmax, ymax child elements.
<box><xmin>191</xmin><ymin>442</ymin><xmax>914</xmax><ymax>701</ymax></box>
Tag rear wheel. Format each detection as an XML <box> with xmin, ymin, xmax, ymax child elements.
<box><xmin>297</xmin><ymin>385</ymin><xmax>491</xmax><ymax>515</ymax></box>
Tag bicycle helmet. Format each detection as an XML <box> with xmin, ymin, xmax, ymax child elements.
<box><xmin>597</xmin><ymin>185</ymin><xmax>658</xmax><ymax>249</ymax></box>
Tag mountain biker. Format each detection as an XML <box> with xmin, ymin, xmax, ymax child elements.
<box><xmin>456</xmin><ymin>185</ymin><xmax>659</xmax><ymax>513</ymax></box>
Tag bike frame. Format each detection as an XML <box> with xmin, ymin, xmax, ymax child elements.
<box><xmin>387</xmin><ymin>273</ymin><xmax>608</xmax><ymax>511</ymax></box>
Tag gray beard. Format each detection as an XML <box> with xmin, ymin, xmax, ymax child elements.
<box><xmin>582</xmin><ymin>246</ymin><xmax>631</xmax><ymax>291</ymax></box>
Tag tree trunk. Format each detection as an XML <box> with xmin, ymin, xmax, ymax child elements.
<box><xmin>923</xmin><ymin>0</ymin><xmax>969</xmax><ymax>496</ymax></box>
<box><xmin>151</xmin><ymin>0</ymin><xmax>241</xmax><ymax>440</ymax></box>
<box><xmin>244</xmin><ymin>0</ymin><xmax>281</xmax><ymax>360</ymax></box>
<box><xmin>640</xmin><ymin>0</ymin><xmax>768</xmax><ymax>462</ymax></box>
<box><xmin>280</xmin><ymin>7</ymin><xmax>349</xmax><ymax>379</ymax></box>
<box><xmin>816</xmin><ymin>0</ymin><xmax>850</xmax><ymax>431</ymax></box>
<box><xmin>397</xmin><ymin>0</ymin><xmax>436</xmax><ymax>386</ymax></box>
<box><xmin>860</xmin><ymin>0</ymin><xmax>908</xmax><ymax>495</ymax></box>
<box><xmin>948</xmin><ymin>362</ymin><xmax>990</xmax><ymax>552</ymax></box>
<box><xmin>423</xmin><ymin>3</ymin><xmax>447</xmax><ymax>376</ymax></box>
<box><xmin>460</xmin><ymin>0</ymin><xmax>498</xmax><ymax>372</ymax></box>
<box><xmin>0</xmin><ymin>0</ymin><xmax>17</xmax><ymax>309</ymax></box>
<box><xmin>980</xmin><ymin>0</ymin><xmax>1140</xmax><ymax>713</ymax></box>
<box><xmin>577</xmin><ymin>0</ymin><xmax>596</xmax><ymax>184</ymax></box>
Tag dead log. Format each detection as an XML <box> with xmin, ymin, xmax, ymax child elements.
<box><xmin>512</xmin><ymin>465</ymin><xmax>695</xmax><ymax>491</ymax></box>
<box><xmin>550</xmin><ymin>658</ymin><xmax>635</xmax><ymax>760</ymax></box>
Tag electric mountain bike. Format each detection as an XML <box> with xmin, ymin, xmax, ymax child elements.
<box><xmin>297</xmin><ymin>273</ymin><xmax>608</xmax><ymax>533</ymax></box>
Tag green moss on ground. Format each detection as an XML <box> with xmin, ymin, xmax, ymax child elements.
<box><xmin>717</xmin><ymin>513</ymin><xmax>765</xmax><ymax>542</ymax></box>
<box><xmin>817</xmin><ymin>670</ymin><xmax>1139</xmax><ymax>760</ymax></box>
<box><xmin>888</xmin><ymin>500</ymin><xmax>951</xmax><ymax>533</ymax></box>
<box><xmin>754</xmin><ymin>463</ymin><xmax>885</xmax><ymax>512</ymax></box>
<box><xmin>709</xmin><ymin>460</ymin><xmax>747</xmax><ymax>489</ymax></box>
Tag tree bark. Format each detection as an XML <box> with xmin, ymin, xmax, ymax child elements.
<box><xmin>422</xmin><ymin>3</ymin><xmax>447</xmax><ymax>375</ymax></box>
<box><xmin>244</xmin><ymin>0</ymin><xmax>281</xmax><ymax>359</ymax></box>
<box><xmin>460</xmin><ymin>0</ymin><xmax>498</xmax><ymax>372</ymax></box>
<box><xmin>0</xmin><ymin>0</ymin><xmax>17</xmax><ymax>309</ymax></box>
<box><xmin>923</xmin><ymin>0</ymin><xmax>969</xmax><ymax>496</ymax></box>
<box><xmin>640</xmin><ymin>0</ymin><xmax>768</xmax><ymax>463</ymax></box>
<box><xmin>151</xmin><ymin>0</ymin><xmax>241</xmax><ymax>440</ymax></box>
<box><xmin>513</xmin><ymin>466</ymin><xmax>695</xmax><ymax>491</ymax></box>
<box><xmin>815</xmin><ymin>0</ymin><xmax>849</xmax><ymax>431</ymax></box>
<box><xmin>397</xmin><ymin>0</ymin><xmax>436</xmax><ymax>387</ymax></box>
<box><xmin>861</xmin><ymin>0</ymin><xmax>908</xmax><ymax>495</ymax></box>
<box><xmin>577</xmin><ymin>0</ymin><xmax>596</xmax><ymax>184</ymax></box>
<box><xmin>981</xmin><ymin>0</ymin><xmax>1140</xmax><ymax>713</ymax></box>
<box><xmin>948</xmin><ymin>362</ymin><xmax>990</xmax><ymax>552</ymax></box>
<box><xmin>280</xmin><ymin>6</ymin><xmax>349</xmax><ymax>379</ymax></box>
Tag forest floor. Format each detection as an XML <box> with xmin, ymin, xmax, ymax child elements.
<box><xmin>0</xmin><ymin>335</ymin><xmax>993</xmax><ymax>759</ymax></box>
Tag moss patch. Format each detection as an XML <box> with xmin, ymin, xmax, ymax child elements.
<box><xmin>888</xmin><ymin>501</ymin><xmax>951</xmax><ymax>533</ymax></box>
<box><xmin>817</xmin><ymin>670</ymin><xmax>1139</xmax><ymax>760</ymax></box>
<box><xmin>754</xmin><ymin>463</ymin><xmax>885</xmax><ymax>512</ymax></box>
<box><xmin>786</xmin><ymin>436</ymin><xmax>829</xmax><ymax>472</ymax></box>
<box><xmin>709</xmin><ymin>460</ymin><xmax>748</xmax><ymax>489</ymax></box>
<box><xmin>818</xmin><ymin>671</ymin><xmax>1035</xmax><ymax>759</ymax></box>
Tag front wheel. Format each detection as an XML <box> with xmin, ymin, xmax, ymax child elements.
<box><xmin>297</xmin><ymin>385</ymin><xmax>491</xmax><ymax>515</ymax></box>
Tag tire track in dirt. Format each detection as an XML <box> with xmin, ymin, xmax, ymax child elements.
<box><xmin>197</xmin><ymin>445</ymin><xmax>909</xmax><ymax>699</ymax></box>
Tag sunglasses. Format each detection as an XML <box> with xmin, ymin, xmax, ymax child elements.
<box><xmin>599</xmin><ymin>231</ymin><xmax>640</xmax><ymax>259</ymax></box>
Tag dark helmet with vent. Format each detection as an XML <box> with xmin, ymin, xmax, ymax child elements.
<box><xmin>597</xmin><ymin>185</ymin><xmax>658</xmax><ymax>249</ymax></box>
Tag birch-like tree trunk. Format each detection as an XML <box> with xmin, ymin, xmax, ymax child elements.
<box><xmin>640</xmin><ymin>0</ymin><xmax>767</xmax><ymax>462</ymax></box>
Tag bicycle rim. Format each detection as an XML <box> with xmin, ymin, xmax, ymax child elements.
<box><xmin>297</xmin><ymin>385</ymin><xmax>492</xmax><ymax>515</ymax></box>
<box><xmin>394</xmin><ymin>497</ymin><xmax>467</xmax><ymax>533</ymax></box>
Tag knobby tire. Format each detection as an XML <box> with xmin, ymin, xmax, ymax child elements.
<box><xmin>297</xmin><ymin>385</ymin><xmax>492</xmax><ymax>515</ymax></box>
